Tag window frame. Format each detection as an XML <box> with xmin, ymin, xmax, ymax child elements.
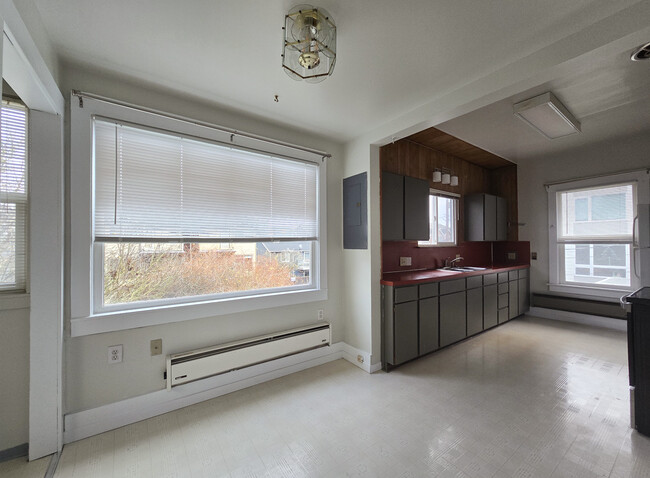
<box><xmin>547</xmin><ymin>170</ymin><xmax>648</xmax><ymax>299</ymax></box>
<box><xmin>0</xmin><ymin>99</ymin><xmax>28</xmax><ymax>295</ymax></box>
<box><xmin>418</xmin><ymin>189</ymin><xmax>459</xmax><ymax>247</ymax></box>
<box><xmin>70</xmin><ymin>96</ymin><xmax>328</xmax><ymax>337</ymax></box>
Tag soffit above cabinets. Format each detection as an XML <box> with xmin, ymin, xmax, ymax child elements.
<box><xmin>405</xmin><ymin>127</ymin><xmax>513</xmax><ymax>170</ymax></box>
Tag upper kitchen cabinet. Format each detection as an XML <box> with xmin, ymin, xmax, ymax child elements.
<box><xmin>382</xmin><ymin>171</ymin><xmax>429</xmax><ymax>241</ymax></box>
<box><xmin>465</xmin><ymin>193</ymin><xmax>508</xmax><ymax>241</ymax></box>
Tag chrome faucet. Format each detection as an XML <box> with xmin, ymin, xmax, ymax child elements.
<box><xmin>446</xmin><ymin>256</ymin><xmax>464</xmax><ymax>268</ymax></box>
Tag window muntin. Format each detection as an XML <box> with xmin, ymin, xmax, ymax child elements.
<box><xmin>555</xmin><ymin>182</ymin><xmax>635</xmax><ymax>290</ymax></box>
<box><xmin>92</xmin><ymin>118</ymin><xmax>321</xmax><ymax>312</ymax></box>
<box><xmin>419</xmin><ymin>194</ymin><xmax>457</xmax><ymax>246</ymax></box>
<box><xmin>0</xmin><ymin>102</ymin><xmax>28</xmax><ymax>292</ymax></box>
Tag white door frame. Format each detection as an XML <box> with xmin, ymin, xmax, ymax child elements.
<box><xmin>0</xmin><ymin>0</ymin><xmax>65</xmax><ymax>460</ymax></box>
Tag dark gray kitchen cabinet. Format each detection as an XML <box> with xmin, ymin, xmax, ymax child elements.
<box><xmin>467</xmin><ymin>287</ymin><xmax>483</xmax><ymax>336</ymax></box>
<box><xmin>419</xmin><ymin>297</ymin><xmax>439</xmax><ymax>355</ymax></box>
<box><xmin>382</xmin><ymin>267</ymin><xmax>529</xmax><ymax>371</ymax></box>
<box><xmin>381</xmin><ymin>172</ymin><xmax>429</xmax><ymax>241</ymax></box>
<box><xmin>465</xmin><ymin>193</ymin><xmax>507</xmax><ymax>242</ymax></box>
<box><xmin>496</xmin><ymin>196</ymin><xmax>508</xmax><ymax>241</ymax></box>
<box><xmin>509</xmin><ymin>279</ymin><xmax>518</xmax><ymax>319</ymax></box>
<box><xmin>383</xmin><ymin>285</ymin><xmax>419</xmax><ymax>367</ymax></box>
<box><xmin>483</xmin><ymin>284</ymin><xmax>498</xmax><ymax>329</ymax></box>
<box><xmin>393</xmin><ymin>301</ymin><xmax>419</xmax><ymax>364</ymax></box>
<box><xmin>404</xmin><ymin>176</ymin><xmax>430</xmax><ymax>240</ymax></box>
<box><xmin>518</xmin><ymin>276</ymin><xmax>530</xmax><ymax>315</ymax></box>
<box><xmin>382</xmin><ymin>172</ymin><xmax>404</xmax><ymax>241</ymax></box>
<box><xmin>440</xmin><ymin>291</ymin><xmax>467</xmax><ymax>347</ymax></box>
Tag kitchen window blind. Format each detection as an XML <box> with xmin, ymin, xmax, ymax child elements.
<box><xmin>556</xmin><ymin>183</ymin><xmax>635</xmax><ymax>243</ymax></box>
<box><xmin>0</xmin><ymin>102</ymin><xmax>28</xmax><ymax>291</ymax></box>
<box><xmin>93</xmin><ymin>119</ymin><xmax>319</xmax><ymax>242</ymax></box>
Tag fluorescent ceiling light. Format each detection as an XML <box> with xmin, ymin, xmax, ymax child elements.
<box><xmin>513</xmin><ymin>92</ymin><xmax>580</xmax><ymax>139</ymax></box>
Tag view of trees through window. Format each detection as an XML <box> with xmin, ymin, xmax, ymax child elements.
<box><xmin>103</xmin><ymin>241</ymin><xmax>312</xmax><ymax>305</ymax></box>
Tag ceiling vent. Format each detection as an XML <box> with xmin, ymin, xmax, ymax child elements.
<box><xmin>631</xmin><ymin>42</ymin><xmax>650</xmax><ymax>61</ymax></box>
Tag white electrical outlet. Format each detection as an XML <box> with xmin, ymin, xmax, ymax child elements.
<box><xmin>399</xmin><ymin>256</ymin><xmax>412</xmax><ymax>266</ymax></box>
<box><xmin>317</xmin><ymin>309</ymin><xmax>324</xmax><ymax>321</ymax></box>
<box><xmin>108</xmin><ymin>344</ymin><xmax>123</xmax><ymax>364</ymax></box>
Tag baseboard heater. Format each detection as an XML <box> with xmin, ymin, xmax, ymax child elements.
<box><xmin>166</xmin><ymin>323</ymin><xmax>330</xmax><ymax>389</ymax></box>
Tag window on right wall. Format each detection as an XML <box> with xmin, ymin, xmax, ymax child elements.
<box><xmin>548</xmin><ymin>171</ymin><xmax>648</xmax><ymax>298</ymax></box>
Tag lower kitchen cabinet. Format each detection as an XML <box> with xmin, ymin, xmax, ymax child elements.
<box><xmin>440</xmin><ymin>291</ymin><xmax>467</xmax><ymax>347</ymax></box>
<box><xmin>508</xmin><ymin>279</ymin><xmax>519</xmax><ymax>319</ymax></box>
<box><xmin>484</xmin><ymin>284</ymin><xmax>498</xmax><ymax>329</ymax></box>
<box><xmin>393</xmin><ymin>301</ymin><xmax>419</xmax><ymax>365</ymax></box>
<box><xmin>467</xmin><ymin>287</ymin><xmax>483</xmax><ymax>336</ymax></box>
<box><xmin>383</xmin><ymin>267</ymin><xmax>530</xmax><ymax>370</ymax></box>
<box><xmin>419</xmin><ymin>297</ymin><xmax>439</xmax><ymax>355</ymax></box>
<box><xmin>518</xmin><ymin>277</ymin><xmax>530</xmax><ymax>314</ymax></box>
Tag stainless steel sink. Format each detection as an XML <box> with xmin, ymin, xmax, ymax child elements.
<box><xmin>436</xmin><ymin>266</ymin><xmax>488</xmax><ymax>272</ymax></box>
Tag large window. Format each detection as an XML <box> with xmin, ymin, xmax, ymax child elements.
<box><xmin>70</xmin><ymin>96</ymin><xmax>327</xmax><ymax>334</ymax></box>
<box><xmin>548</xmin><ymin>174</ymin><xmax>645</xmax><ymax>297</ymax></box>
<box><xmin>419</xmin><ymin>193</ymin><xmax>457</xmax><ymax>246</ymax></box>
<box><xmin>0</xmin><ymin>101</ymin><xmax>27</xmax><ymax>292</ymax></box>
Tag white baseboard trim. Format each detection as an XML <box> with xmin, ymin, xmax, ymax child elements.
<box><xmin>340</xmin><ymin>343</ymin><xmax>381</xmax><ymax>373</ymax></box>
<box><xmin>63</xmin><ymin>341</ymin><xmax>374</xmax><ymax>443</ymax></box>
<box><xmin>528</xmin><ymin>307</ymin><xmax>627</xmax><ymax>332</ymax></box>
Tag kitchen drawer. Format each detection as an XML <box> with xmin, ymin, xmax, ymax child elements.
<box><xmin>394</xmin><ymin>285</ymin><xmax>418</xmax><ymax>303</ymax></box>
<box><xmin>498</xmin><ymin>293</ymin><xmax>508</xmax><ymax>309</ymax></box>
<box><xmin>440</xmin><ymin>278</ymin><xmax>466</xmax><ymax>295</ymax></box>
<box><xmin>509</xmin><ymin>270</ymin><xmax>518</xmax><ymax>281</ymax></box>
<box><xmin>498</xmin><ymin>308</ymin><xmax>509</xmax><ymax>324</ymax></box>
<box><xmin>467</xmin><ymin>275</ymin><xmax>483</xmax><ymax>290</ymax></box>
<box><xmin>519</xmin><ymin>268</ymin><xmax>529</xmax><ymax>278</ymax></box>
<box><xmin>419</xmin><ymin>282</ymin><xmax>439</xmax><ymax>299</ymax></box>
<box><xmin>498</xmin><ymin>272</ymin><xmax>508</xmax><ymax>283</ymax></box>
<box><xmin>483</xmin><ymin>273</ymin><xmax>498</xmax><ymax>286</ymax></box>
<box><xmin>498</xmin><ymin>282</ymin><xmax>509</xmax><ymax>295</ymax></box>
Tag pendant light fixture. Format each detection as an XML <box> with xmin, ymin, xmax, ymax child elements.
<box><xmin>282</xmin><ymin>5</ymin><xmax>337</xmax><ymax>83</ymax></box>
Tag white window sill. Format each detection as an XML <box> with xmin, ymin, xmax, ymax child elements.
<box><xmin>70</xmin><ymin>288</ymin><xmax>327</xmax><ymax>337</ymax></box>
<box><xmin>548</xmin><ymin>283</ymin><xmax>631</xmax><ymax>301</ymax></box>
<box><xmin>0</xmin><ymin>293</ymin><xmax>30</xmax><ymax>310</ymax></box>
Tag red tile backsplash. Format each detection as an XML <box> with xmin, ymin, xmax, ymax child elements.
<box><xmin>382</xmin><ymin>240</ymin><xmax>530</xmax><ymax>273</ymax></box>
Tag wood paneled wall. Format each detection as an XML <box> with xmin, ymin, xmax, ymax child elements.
<box><xmin>380</xmin><ymin>139</ymin><xmax>518</xmax><ymax>242</ymax></box>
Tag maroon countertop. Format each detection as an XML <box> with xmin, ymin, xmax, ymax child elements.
<box><xmin>381</xmin><ymin>264</ymin><xmax>530</xmax><ymax>286</ymax></box>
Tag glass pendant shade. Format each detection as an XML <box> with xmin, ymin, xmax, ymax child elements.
<box><xmin>282</xmin><ymin>5</ymin><xmax>336</xmax><ymax>83</ymax></box>
<box><xmin>450</xmin><ymin>175</ymin><xmax>458</xmax><ymax>186</ymax></box>
<box><xmin>433</xmin><ymin>170</ymin><xmax>442</xmax><ymax>182</ymax></box>
<box><xmin>441</xmin><ymin>173</ymin><xmax>451</xmax><ymax>185</ymax></box>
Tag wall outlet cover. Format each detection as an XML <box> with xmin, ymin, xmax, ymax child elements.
<box><xmin>150</xmin><ymin>339</ymin><xmax>162</xmax><ymax>356</ymax></box>
<box><xmin>108</xmin><ymin>344</ymin><xmax>123</xmax><ymax>363</ymax></box>
<box><xmin>399</xmin><ymin>256</ymin><xmax>412</xmax><ymax>266</ymax></box>
<box><xmin>317</xmin><ymin>309</ymin><xmax>324</xmax><ymax>321</ymax></box>
<box><xmin>532</xmin><ymin>252</ymin><xmax>538</xmax><ymax>260</ymax></box>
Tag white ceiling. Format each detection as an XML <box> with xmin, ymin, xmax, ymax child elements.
<box><xmin>436</xmin><ymin>32</ymin><xmax>650</xmax><ymax>163</ymax></box>
<box><xmin>32</xmin><ymin>0</ymin><xmax>645</xmax><ymax>143</ymax></box>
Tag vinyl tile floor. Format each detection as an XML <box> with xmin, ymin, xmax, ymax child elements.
<box><xmin>7</xmin><ymin>315</ymin><xmax>650</xmax><ymax>478</ymax></box>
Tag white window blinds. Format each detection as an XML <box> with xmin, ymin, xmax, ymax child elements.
<box><xmin>93</xmin><ymin>119</ymin><xmax>319</xmax><ymax>242</ymax></box>
<box><xmin>0</xmin><ymin>102</ymin><xmax>28</xmax><ymax>291</ymax></box>
<box><xmin>557</xmin><ymin>183</ymin><xmax>635</xmax><ymax>243</ymax></box>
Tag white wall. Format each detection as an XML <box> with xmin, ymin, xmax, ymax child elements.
<box><xmin>0</xmin><ymin>306</ymin><xmax>29</xmax><ymax>450</ymax></box>
<box><xmin>518</xmin><ymin>131</ymin><xmax>650</xmax><ymax>296</ymax></box>
<box><xmin>60</xmin><ymin>62</ymin><xmax>346</xmax><ymax>413</ymax></box>
<box><xmin>341</xmin><ymin>140</ymin><xmax>382</xmax><ymax>365</ymax></box>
